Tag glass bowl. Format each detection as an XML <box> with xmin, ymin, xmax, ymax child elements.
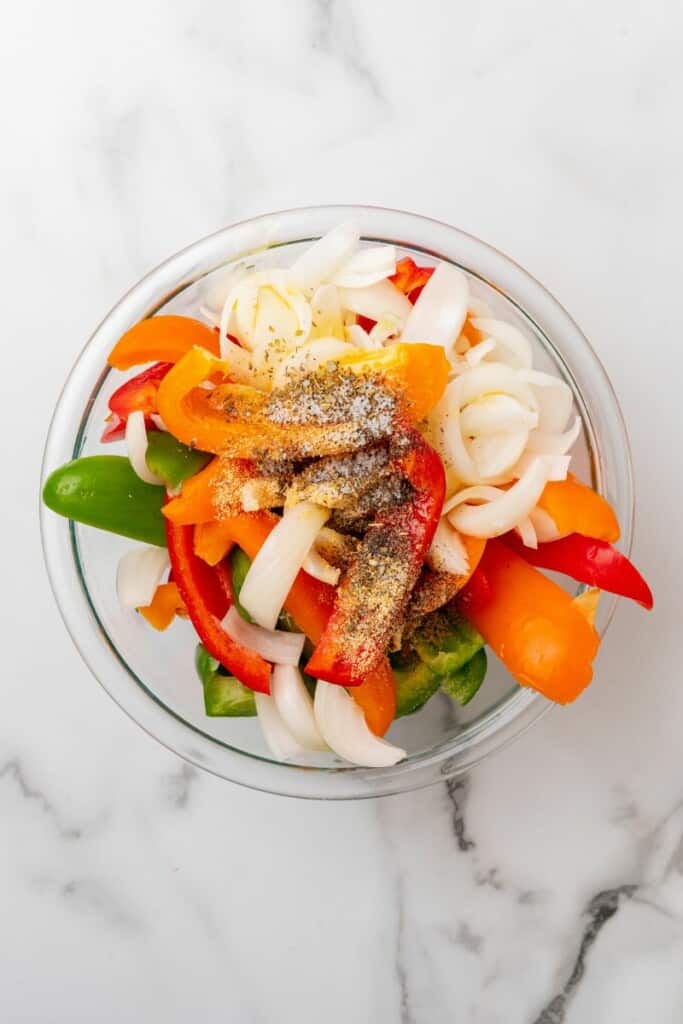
<box><xmin>40</xmin><ymin>206</ymin><xmax>634</xmax><ymax>799</ymax></box>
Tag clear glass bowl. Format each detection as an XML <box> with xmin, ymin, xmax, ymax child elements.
<box><xmin>40</xmin><ymin>206</ymin><xmax>633</xmax><ymax>799</ymax></box>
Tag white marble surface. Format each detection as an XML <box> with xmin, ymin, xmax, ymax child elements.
<box><xmin>3</xmin><ymin>1</ymin><xmax>683</xmax><ymax>1020</ymax></box>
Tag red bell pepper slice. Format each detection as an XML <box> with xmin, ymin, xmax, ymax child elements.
<box><xmin>391</xmin><ymin>257</ymin><xmax>435</xmax><ymax>303</ymax></box>
<box><xmin>306</xmin><ymin>428</ymin><xmax>446</xmax><ymax>687</ymax></box>
<box><xmin>502</xmin><ymin>532</ymin><xmax>653</xmax><ymax>610</ymax></box>
<box><xmin>165</xmin><ymin>520</ymin><xmax>272</xmax><ymax>693</ymax></box>
<box><xmin>101</xmin><ymin>362</ymin><xmax>173</xmax><ymax>442</ymax></box>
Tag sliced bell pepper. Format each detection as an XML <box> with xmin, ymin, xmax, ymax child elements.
<box><xmin>108</xmin><ymin>316</ymin><xmax>220</xmax><ymax>370</ymax></box>
<box><xmin>139</xmin><ymin>581</ymin><xmax>187</xmax><ymax>631</ymax></box>
<box><xmin>391</xmin><ymin>257</ymin><xmax>434</xmax><ymax>302</ymax></box>
<box><xmin>194</xmin><ymin>521</ymin><xmax>236</xmax><ymax>566</ymax></box>
<box><xmin>337</xmin><ymin>342</ymin><xmax>449</xmax><ymax>421</ymax></box>
<box><xmin>502</xmin><ymin>532</ymin><xmax>653</xmax><ymax>610</ymax></box>
<box><xmin>537</xmin><ymin>475</ymin><xmax>620</xmax><ymax>543</ymax></box>
<box><xmin>42</xmin><ymin>456</ymin><xmax>166</xmax><ymax>546</ymax></box>
<box><xmin>163</xmin><ymin>456</ymin><xmax>255</xmax><ymax>525</ymax></box>
<box><xmin>306</xmin><ymin>428</ymin><xmax>446</xmax><ymax>687</ymax></box>
<box><xmin>158</xmin><ymin>347</ymin><xmax>400</xmax><ymax>459</ymax></box>
<box><xmin>457</xmin><ymin>539</ymin><xmax>600</xmax><ymax>704</ymax></box>
<box><xmin>165</xmin><ymin>519</ymin><xmax>271</xmax><ymax>693</ymax></box>
<box><xmin>101</xmin><ymin>361</ymin><xmax>173</xmax><ymax>442</ymax></box>
<box><xmin>144</xmin><ymin>431</ymin><xmax>212</xmax><ymax>490</ymax></box>
<box><xmin>218</xmin><ymin>511</ymin><xmax>396</xmax><ymax>735</ymax></box>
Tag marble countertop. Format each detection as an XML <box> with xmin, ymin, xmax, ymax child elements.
<box><xmin>5</xmin><ymin>1</ymin><xmax>682</xmax><ymax>1020</ymax></box>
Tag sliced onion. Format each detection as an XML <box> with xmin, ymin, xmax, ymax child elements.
<box><xmin>309</xmin><ymin>284</ymin><xmax>344</xmax><ymax>340</ymax></box>
<box><xmin>332</xmin><ymin>246</ymin><xmax>396</xmax><ymax>288</ymax></box>
<box><xmin>126</xmin><ymin>411</ymin><xmax>163</xmax><ymax>485</ymax></box>
<box><xmin>273</xmin><ymin>337</ymin><xmax>354</xmax><ymax>387</ymax></box>
<box><xmin>149</xmin><ymin>413</ymin><xmax>168</xmax><ymax>432</ymax></box>
<box><xmin>443</xmin><ymin>485</ymin><xmax>504</xmax><ymax>517</ymax></box>
<box><xmin>430</xmin><ymin>380</ymin><xmax>478</xmax><ymax>483</ymax></box>
<box><xmin>117</xmin><ymin>545</ymin><xmax>169</xmax><ymax>610</ymax></box>
<box><xmin>514</xmin><ymin>451</ymin><xmax>570</xmax><ymax>481</ymax></box>
<box><xmin>344</xmin><ymin>323</ymin><xmax>380</xmax><ymax>350</ymax></box>
<box><xmin>458</xmin><ymin>363</ymin><xmax>538</xmax><ymax>411</ymax></box>
<box><xmin>272</xmin><ymin>665</ymin><xmax>327</xmax><ymax>751</ymax></box>
<box><xmin>223</xmin><ymin>607</ymin><xmax>305</xmax><ymax>665</ymax></box>
<box><xmin>426</xmin><ymin>518</ymin><xmax>470</xmax><ymax>575</ymax></box>
<box><xmin>515</xmin><ymin>516</ymin><xmax>538</xmax><ymax>549</ymax></box>
<box><xmin>447</xmin><ymin>458</ymin><xmax>551</xmax><ymax>538</ymax></box>
<box><xmin>526</xmin><ymin>416</ymin><xmax>581</xmax><ymax>456</ymax></box>
<box><xmin>289</xmin><ymin>222</ymin><xmax>360</xmax><ymax>290</ymax></box>
<box><xmin>518</xmin><ymin>370</ymin><xmax>573</xmax><ymax>433</ymax></box>
<box><xmin>369</xmin><ymin>313</ymin><xmax>402</xmax><ymax>345</ymax></box>
<box><xmin>255</xmin><ymin>693</ymin><xmax>305</xmax><ymax>761</ymax></box>
<box><xmin>460</xmin><ymin>394</ymin><xmax>538</xmax><ymax>437</ymax></box>
<box><xmin>402</xmin><ymin>263</ymin><xmax>469</xmax><ymax>350</ymax></box>
<box><xmin>529</xmin><ymin>506</ymin><xmax>562</xmax><ymax>542</ymax></box>
<box><xmin>467</xmin><ymin>297</ymin><xmax>494</xmax><ymax>318</ymax></box>
<box><xmin>467</xmin><ymin>430</ymin><xmax>529</xmax><ymax>481</ymax></box>
<box><xmin>239</xmin><ymin>502</ymin><xmax>330</xmax><ymax>629</ymax></box>
<box><xmin>314</xmin><ymin>682</ymin><xmax>406</xmax><ymax>767</ymax></box>
<box><xmin>470</xmin><ymin>318</ymin><xmax>533</xmax><ymax>369</ymax></box>
<box><xmin>338</xmin><ymin>280</ymin><xmax>412</xmax><ymax>324</ymax></box>
<box><xmin>464</xmin><ymin>337</ymin><xmax>496</xmax><ymax>367</ymax></box>
<box><xmin>303</xmin><ymin>547</ymin><xmax>341</xmax><ymax>585</ymax></box>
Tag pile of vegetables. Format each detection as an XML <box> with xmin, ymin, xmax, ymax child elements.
<box><xmin>43</xmin><ymin>224</ymin><xmax>652</xmax><ymax>767</ymax></box>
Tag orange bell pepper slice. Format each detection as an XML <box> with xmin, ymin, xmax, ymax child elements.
<box><xmin>219</xmin><ymin>511</ymin><xmax>396</xmax><ymax>735</ymax></box>
<box><xmin>108</xmin><ymin>316</ymin><xmax>220</xmax><ymax>370</ymax></box>
<box><xmin>163</xmin><ymin>458</ymin><xmax>224</xmax><ymax>525</ymax></box>
<box><xmin>537</xmin><ymin>474</ymin><xmax>620</xmax><ymax>543</ymax></box>
<box><xmin>194</xmin><ymin>521</ymin><xmax>236</xmax><ymax>565</ymax></box>
<box><xmin>337</xmin><ymin>343</ymin><xmax>449</xmax><ymax>421</ymax></box>
<box><xmin>457</xmin><ymin>539</ymin><xmax>599</xmax><ymax>703</ymax></box>
<box><xmin>139</xmin><ymin>581</ymin><xmax>187</xmax><ymax>631</ymax></box>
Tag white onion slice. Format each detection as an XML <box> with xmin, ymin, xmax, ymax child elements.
<box><xmin>529</xmin><ymin>507</ymin><xmax>562</xmax><ymax>542</ymax></box>
<box><xmin>223</xmin><ymin>607</ymin><xmax>305</xmax><ymax>665</ymax></box>
<box><xmin>338</xmin><ymin>280</ymin><xmax>412</xmax><ymax>324</ymax></box>
<box><xmin>149</xmin><ymin>414</ymin><xmax>168</xmax><ymax>432</ymax></box>
<box><xmin>519</xmin><ymin>370</ymin><xmax>573</xmax><ymax>433</ymax></box>
<box><xmin>448</xmin><ymin>458</ymin><xmax>551</xmax><ymax>537</ymax></box>
<box><xmin>290</xmin><ymin>222</ymin><xmax>360</xmax><ymax>290</ymax></box>
<box><xmin>255</xmin><ymin>693</ymin><xmax>305</xmax><ymax>761</ymax></box>
<box><xmin>314</xmin><ymin>682</ymin><xmax>406</xmax><ymax>767</ymax></box>
<box><xmin>470</xmin><ymin>318</ymin><xmax>533</xmax><ymax>369</ymax></box>
<box><xmin>460</xmin><ymin>394</ymin><xmax>538</xmax><ymax>437</ymax></box>
<box><xmin>125</xmin><ymin>411</ymin><xmax>163</xmax><ymax>485</ymax></box>
<box><xmin>344</xmin><ymin>323</ymin><xmax>380</xmax><ymax>350</ymax></box>
<box><xmin>464</xmin><ymin>337</ymin><xmax>496</xmax><ymax>367</ymax></box>
<box><xmin>369</xmin><ymin>313</ymin><xmax>402</xmax><ymax>345</ymax></box>
<box><xmin>239</xmin><ymin>502</ymin><xmax>330</xmax><ymax>629</ymax></box>
<box><xmin>467</xmin><ymin>429</ymin><xmax>529</xmax><ymax>481</ymax></box>
<box><xmin>402</xmin><ymin>263</ymin><xmax>469</xmax><ymax>350</ymax></box>
<box><xmin>310</xmin><ymin>284</ymin><xmax>344</xmax><ymax>340</ymax></box>
<box><xmin>273</xmin><ymin>337</ymin><xmax>354</xmax><ymax>387</ymax></box>
<box><xmin>426</xmin><ymin>518</ymin><xmax>470</xmax><ymax>575</ymax></box>
<box><xmin>303</xmin><ymin>547</ymin><xmax>341</xmax><ymax>585</ymax></box>
<box><xmin>117</xmin><ymin>545</ymin><xmax>169</xmax><ymax>610</ymax></box>
<box><xmin>272</xmin><ymin>665</ymin><xmax>327</xmax><ymax>751</ymax></box>
<box><xmin>332</xmin><ymin>246</ymin><xmax>396</xmax><ymax>288</ymax></box>
<box><xmin>458</xmin><ymin>363</ymin><xmax>538</xmax><ymax>410</ymax></box>
<box><xmin>514</xmin><ymin>451</ymin><xmax>570</xmax><ymax>481</ymax></box>
<box><xmin>443</xmin><ymin>485</ymin><xmax>504</xmax><ymax>517</ymax></box>
<box><xmin>526</xmin><ymin>416</ymin><xmax>581</xmax><ymax>456</ymax></box>
<box><xmin>515</xmin><ymin>516</ymin><xmax>538</xmax><ymax>549</ymax></box>
<box><xmin>467</xmin><ymin>297</ymin><xmax>494</xmax><ymax>318</ymax></box>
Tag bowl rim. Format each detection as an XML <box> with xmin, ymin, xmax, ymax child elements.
<box><xmin>40</xmin><ymin>204</ymin><xmax>634</xmax><ymax>799</ymax></box>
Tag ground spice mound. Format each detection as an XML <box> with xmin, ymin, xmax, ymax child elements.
<box><xmin>265</xmin><ymin>368</ymin><xmax>397</xmax><ymax>446</ymax></box>
<box><xmin>332</xmin><ymin>498</ymin><xmax>423</xmax><ymax>678</ymax></box>
<box><xmin>285</xmin><ymin>445</ymin><xmax>392</xmax><ymax>509</ymax></box>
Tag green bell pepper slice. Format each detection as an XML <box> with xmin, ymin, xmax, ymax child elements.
<box><xmin>195</xmin><ymin>644</ymin><xmax>256</xmax><ymax>716</ymax></box>
<box><xmin>42</xmin><ymin>455</ymin><xmax>166</xmax><ymax>546</ymax></box>
<box><xmin>441</xmin><ymin>647</ymin><xmax>488</xmax><ymax>706</ymax></box>
<box><xmin>145</xmin><ymin>431</ymin><xmax>211</xmax><ymax>490</ymax></box>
